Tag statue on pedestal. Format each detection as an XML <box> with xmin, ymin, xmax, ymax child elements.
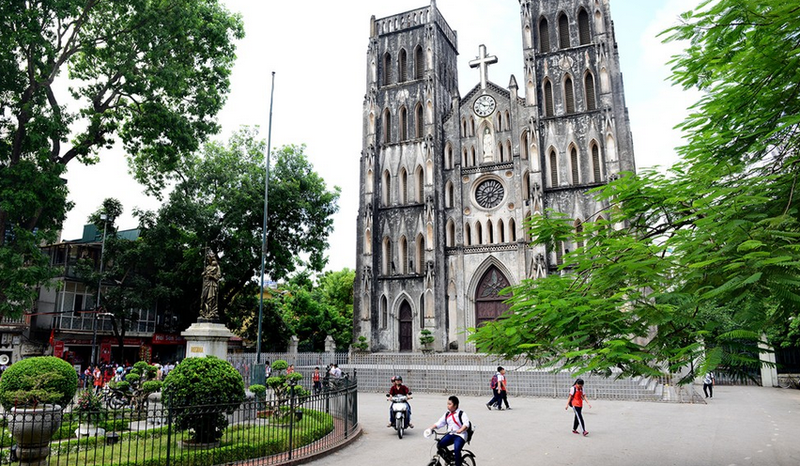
<box><xmin>200</xmin><ymin>250</ymin><xmax>221</xmax><ymax>322</ymax></box>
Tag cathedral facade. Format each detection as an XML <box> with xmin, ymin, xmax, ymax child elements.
<box><xmin>354</xmin><ymin>0</ymin><xmax>636</xmax><ymax>352</ymax></box>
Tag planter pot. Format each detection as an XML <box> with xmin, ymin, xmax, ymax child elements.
<box><xmin>8</xmin><ymin>404</ymin><xmax>63</xmax><ymax>466</ymax></box>
<box><xmin>75</xmin><ymin>423</ymin><xmax>106</xmax><ymax>438</ymax></box>
<box><xmin>179</xmin><ymin>439</ymin><xmax>221</xmax><ymax>450</ymax></box>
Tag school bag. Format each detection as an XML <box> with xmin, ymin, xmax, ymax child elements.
<box><xmin>490</xmin><ymin>374</ymin><xmax>498</xmax><ymax>389</ymax></box>
<box><xmin>447</xmin><ymin>410</ymin><xmax>476</xmax><ymax>444</ymax></box>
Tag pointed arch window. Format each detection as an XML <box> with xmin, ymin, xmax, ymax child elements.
<box><xmin>592</xmin><ymin>143</ymin><xmax>602</xmax><ymax>182</ymax></box>
<box><xmin>399</xmin><ymin>168</ymin><xmax>408</xmax><ymax>204</ymax></box>
<box><xmin>383</xmin><ymin>108</ymin><xmax>392</xmax><ymax>144</ymax></box>
<box><xmin>549</xmin><ymin>149</ymin><xmax>559</xmax><ymax>186</ymax></box>
<box><xmin>415</xmin><ymin>165</ymin><xmax>424</xmax><ymax>203</ymax></box>
<box><xmin>382</xmin><ymin>170</ymin><xmax>391</xmax><ymax>206</ymax></box>
<box><xmin>570</xmin><ymin>147</ymin><xmax>579</xmax><ymax>184</ymax></box>
<box><xmin>399</xmin><ymin>106</ymin><xmax>408</xmax><ymax>141</ymax></box>
<box><xmin>414</xmin><ymin>46</ymin><xmax>424</xmax><ymax>79</ymax></box>
<box><xmin>575</xmin><ymin>219</ymin><xmax>584</xmax><ymax>249</ymax></box>
<box><xmin>585</xmin><ymin>73</ymin><xmax>597</xmax><ymax>111</ymax></box>
<box><xmin>380</xmin><ymin>295</ymin><xmax>388</xmax><ymax>329</ymax></box>
<box><xmin>399</xmin><ymin>236</ymin><xmax>408</xmax><ymax>274</ymax></box>
<box><xmin>539</xmin><ymin>18</ymin><xmax>550</xmax><ymax>53</ymax></box>
<box><xmin>565</xmin><ymin>76</ymin><xmax>575</xmax><ymax>113</ymax></box>
<box><xmin>398</xmin><ymin>49</ymin><xmax>408</xmax><ymax>82</ymax></box>
<box><xmin>558</xmin><ymin>13</ymin><xmax>570</xmax><ymax>49</ymax></box>
<box><xmin>578</xmin><ymin>9</ymin><xmax>591</xmax><ymax>45</ymax></box>
<box><xmin>521</xmin><ymin>131</ymin><xmax>529</xmax><ymax>160</ymax></box>
<box><xmin>498</xmin><ymin>219</ymin><xmax>505</xmax><ymax>243</ymax></box>
<box><xmin>445</xmin><ymin>144</ymin><xmax>454</xmax><ymax>169</ymax></box>
<box><xmin>464</xmin><ymin>223</ymin><xmax>472</xmax><ymax>246</ymax></box>
<box><xmin>487</xmin><ymin>220</ymin><xmax>494</xmax><ymax>244</ymax></box>
<box><xmin>382</xmin><ymin>52</ymin><xmax>392</xmax><ymax>86</ymax></box>
<box><xmin>415</xmin><ymin>103</ymin><xmax>423</xmax><ymax>138</ymax></box>
<box><xmin>509</xmin><ymin>218</ymin><xmax>517</xmax><ymax>242</ymax></box>
<box><xmin>382</xmin><ymin>237</ymin><xmax>392</xmax><ymax>275</ymax></box>
<box><xmin>476</xmin><ymin>222</ymin><xmax>483</xmax><ymax>245</ymax></box>
<box><xmin>445</xmin><ymin>181</ymin><xmax>454</xmax><ymax>208</ymax></box>
<box><xmin>446</xmin><ymin>219</ymin><xmax>455</xmax><ymax>247</ymax></box>
<box><xmin>544</xmin><ymin>80</ymin><xmax>554</xmax><ymax>117</ymax></box>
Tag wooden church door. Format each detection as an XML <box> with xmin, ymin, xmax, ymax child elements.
<box><xmin>475</xmin><ymin>266</ymin><xmax>511</xmax><ymax>327</ymax></box>
<box><xmin>399</xmin><ymin>301</ymin><xmax>413</xmax><ymax>352</ymax></box>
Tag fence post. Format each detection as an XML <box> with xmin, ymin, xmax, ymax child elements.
<box><xmin>165</xmin><ymin>390</ymin><xmax>173</xmax><ymax>466</ymax></box>
<box><xmin>288</xmin><ymin>379</ymin><xmax>296</xmax><ymax>461</ymax></box>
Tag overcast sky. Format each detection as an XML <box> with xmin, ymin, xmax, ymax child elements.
<box><xmin>61</xmin><ymin>0</ymin><xmax>700</xmax><ymax>273</ymax></box>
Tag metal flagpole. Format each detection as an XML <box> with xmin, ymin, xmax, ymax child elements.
<box><xmin>256</xmin><ymin>71</ymin><xmax>276</xmax><ymax>371</ymax></box>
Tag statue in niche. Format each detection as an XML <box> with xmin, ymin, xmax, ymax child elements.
<box><xmin>482</xmin><ymin>126</ymin><xmax>494</xmax><ymax>161</ymax></box>
<box><xmin>200</xmin><ymin>249</ymin><xmax>221</xmax><ymax>322</ymax></box>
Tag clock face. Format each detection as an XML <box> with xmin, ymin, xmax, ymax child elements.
<box><xmin>473</xmin><ymin>94</ymin><xmax>496</xmax><ymax>117</ymax></box>
<box><xmin>475</xmin><ymin>179</ymin><xmax>505</xmax><ymax>209</ymax></box>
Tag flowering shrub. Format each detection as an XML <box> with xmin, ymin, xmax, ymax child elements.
<box><xmin>75</xmin><ymin>390</ymin><xmax>103</xmax><ymax>423</ymax></box>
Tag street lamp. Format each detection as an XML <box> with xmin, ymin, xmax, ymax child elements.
<box><xmin>256</xmin><ymin>71</ymin><xmax>276</xmax><ymax>371</ymax></box>
<box><xmin>90</xmin><ymin>213</ymin><xmax>108</xmax><ymax>366</ymax></box>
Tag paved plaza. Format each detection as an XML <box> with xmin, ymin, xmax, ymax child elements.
<box><xmin>308</xmin><ymin>385</ymin><xmax>800</xmax><ymax>466</ymax></box>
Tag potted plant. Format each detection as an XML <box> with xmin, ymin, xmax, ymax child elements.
<box><xmin>419</xmin><ymin>329</ymin><xmax>435</xmax><ymax>352</ymax></box>
<box><xmin>0</xmin><ymin>356</ymin><xmax>78</xmax><ymax>466</ymax></box>
<box><xmin>352</xmin><ymin>336</ymin><xmax>369</xmax><ymax>352</ymax></box>
<box><xmin>74</xmin><ymin>390</ymin><xmax>105</xmax><ymax>438</ymax></box>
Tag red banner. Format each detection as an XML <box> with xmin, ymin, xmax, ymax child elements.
<box><xmin>53</xmin><ymin>340</ymin><xmax>64</xmax><ymax>358</ymax></box>
<box><xmin>100</xmin><ymin>342</ymin><xmax>112</xmax><ymax>363</ymax></box>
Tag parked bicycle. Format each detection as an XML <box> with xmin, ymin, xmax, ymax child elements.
<box><xmin>778</xmin><ymin>374</ymin><xmax>799</xmax><ymax>389</ymax></box>
<box><xmin>100</xmin><ymin>385</ymin><xmax>130</xmax><ymax>410</ymax></box>
<box><xmin>423</xmin><ymin>430</ymin><xmax>476</xmax><ymax>466</ymax></box>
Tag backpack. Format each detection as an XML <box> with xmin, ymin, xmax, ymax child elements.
<box><xmin>490</xmin><ymin>374</ymin><xmax>498</xmax><ymax>389</ymax></box>
<box><xmin>451</xmin><ymin>410</ymin><xmax>475</xmax><ymax>444</ymax></box>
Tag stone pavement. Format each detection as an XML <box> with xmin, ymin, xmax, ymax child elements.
<box><xmin>305</xmin><ymin>385</ymin><xmax>800</xmax><ymax>466</ymax></box>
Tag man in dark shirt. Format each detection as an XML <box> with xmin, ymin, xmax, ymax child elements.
<box><xmin>387</xmin><ymin>376</ymin><xmax>413</xmax><ymax>428</ymax></box>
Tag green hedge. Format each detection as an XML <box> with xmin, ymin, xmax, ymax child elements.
<box><xmin>0</xmin><ymin>356</ymin><xmax>78</xmax><ymax>409</ymax></box>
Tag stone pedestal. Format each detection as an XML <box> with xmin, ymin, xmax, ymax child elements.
<box><xmin>181</xmin><ymin>321</ymin><xmax>233</xmax><ymax>359</ymax></box>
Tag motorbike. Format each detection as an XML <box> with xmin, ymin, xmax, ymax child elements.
<box><xmin>387</xmin><ymin>394</ymin><xmax>411</xmax><ymax>439</ymax></box>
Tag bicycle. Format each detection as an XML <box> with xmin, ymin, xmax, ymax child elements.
<box><xmin>100</xmin><ymin>385</ymin><xmax>130</xmax><ymax>410</ymax></box>
<box><xmin>778</xmin><ymin>374</ymin><xmax>799</xmax><ymax>389</ymax></box>
<box><xmin>423</xmin><ymin>430</ymin><xmax>476</xmax><ymax>466</ymax></box>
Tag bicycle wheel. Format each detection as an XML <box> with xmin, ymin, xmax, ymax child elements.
<box><xmin>396</xmin><ymin>418</ymin><xmax>404</xmax><ymax>439</ymax></box>
<box><xmin>107</xmin><ymin>394</ymin><xmax>127</xmax><ymax>410</ymax></box>
<box><xmin>778</xmin><ymin>376</ymin><xmax>792</xmax><ymax>389</ymax></box>
<box><xmin>461</xmin><ymin>451</ymin><xmax>476</xmax><ymax>466</ymax></box>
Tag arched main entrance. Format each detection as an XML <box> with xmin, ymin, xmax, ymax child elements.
<box><xmin>399</xmin><ymin>301</ymin><xmax>413</xmax><ymax>351</ymax></box>
<box><xmin>475</xmin><ymin>266</ymin><xmax>511</xmax><ymax>327</ymax></box>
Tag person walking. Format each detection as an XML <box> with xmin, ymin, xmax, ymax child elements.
<box><xmin>702</xmin><ymin>372</ymin><xmax>715</xmax><ymax>398</ymax></box>
<box><xmin>428</xmin><ymin>396</ymin><xmax>471</xmax><ymax>466</ymax></box>
<box><xmin>312</xmin><ymin>367</ymin><xmax>322</xmax><ymax>394</ymax></box>
<box><xmin>486</xmin><ymin>367</ymin><xmax>501</xmax><ymax>410</ymax></box>
<box><xmin>497</xmin><ymin>367</ymin><xmax>510</xmax><ymax>410</ymax></box>
<box><xmin>566</xmin><ymin>378</ymin><xmax>591</xmax><ymax>436</ymax></box>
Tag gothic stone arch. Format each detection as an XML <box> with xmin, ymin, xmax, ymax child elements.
<box><xmin>398</xmin><ymin>300</ymin><xmax>413</xmax><ymax>352</ymax></box>
<box><xmin>474</xmin><ymin>265</ymin><xmax>511</xmax><ymax>328</ymax></box>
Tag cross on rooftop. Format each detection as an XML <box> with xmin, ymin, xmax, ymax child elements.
<box><xmin>469</xmin><ymin>44</ymin><xmax>498</xmax><ymax>90</ymax></box>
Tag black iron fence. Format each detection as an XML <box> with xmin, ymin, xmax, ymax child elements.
<box><xmin>0</xmin><ymin>377</ymin><xmax>358</xmax><ymax>466</ymax></box>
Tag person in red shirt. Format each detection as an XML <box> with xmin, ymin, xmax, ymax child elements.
<box><xmin>312</xmin><ymin>366</ymin><xmax>321</xmax><ymax>394</ymax></box>
<box><xmin>386</xmin><ymin>376</ymin><xmax>413</xmax><ymax>428</ymax></box>
<box><xmin>565</xmin><ymin>378</ymin><xmax>592</xmax><ymax>436</ymax></box>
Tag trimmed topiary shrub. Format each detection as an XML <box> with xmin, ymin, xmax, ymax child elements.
<box><xmin>162</xmin><ymin>356</ymin><xmax>245</xmax><ymax>443</ymax></box>
<box><xmin>0</xmin><ymin>356</ymin><xmax>78</xmax><ymax>409</ymax></box>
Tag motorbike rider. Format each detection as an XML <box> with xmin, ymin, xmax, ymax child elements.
<box><xmin>386</xmin><ymin>376</ymin><xmax>413</xmax><ymax>428</ymax></box>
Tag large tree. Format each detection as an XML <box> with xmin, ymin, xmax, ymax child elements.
<box><xmin>470</xmin><ymin>0</ymin><xmax>800</xmax><ymax>382</ymax></box>
<box><xmin>138</xmin><ymin>128</ymin><xmax>341</xmax><ymax>334</ymax></box>
<box><xmin>0</xmin><ymin>0</ymin><xmax>244</xmax><ymax>317</ymax></box>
